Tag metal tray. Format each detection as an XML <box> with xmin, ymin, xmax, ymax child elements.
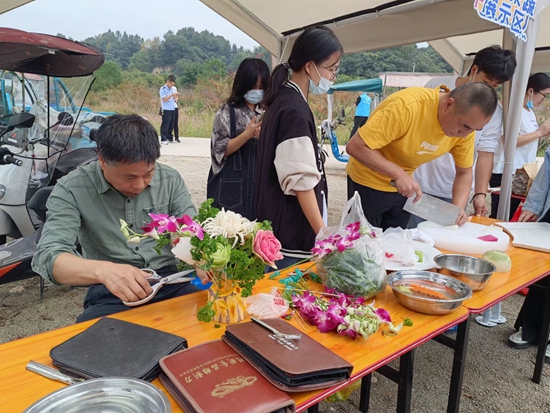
<box><xmin>23</xmin><ymin>377</ymin><xmax>171</xmax><ymax>413</ymax></box>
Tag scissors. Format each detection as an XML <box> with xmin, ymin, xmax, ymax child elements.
<box><xmin>122</xmin><ymin>268</ymin><xmax>195</xmax><ymax>307</ymax></box>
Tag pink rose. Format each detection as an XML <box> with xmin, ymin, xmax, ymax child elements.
<box><xmin>253</xmin><ymin>230</ymin><xmax>283</xmax><ymax>268</ymax></box>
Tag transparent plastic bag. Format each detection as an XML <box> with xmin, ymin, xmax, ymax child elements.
<box><xmin>316</xmin><ymin>192</ymin><xmax>386</xmax><ymax>298</ymax></box>
<box><xmin>383</xmin><ymin>227</ymin><xmax>418</xmax><ymax>267</ymax></box>
<box><xmin>245</xmin><ymin>288</ymin><xmax>289</xmax><ymax>318</ymax></box>
<box><xmin>325</xmin><ymin>380</ymin><xmax>361</xmax><ymax>402</ymax></box>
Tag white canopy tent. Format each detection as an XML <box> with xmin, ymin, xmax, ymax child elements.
<box><xmin>0</xmin><ymin>0</ymin><xmax>33</xmax><ymax>15</ymax></box>
<box><xmin>428</xmin><ymin>3</ymin><xmax>550</xmax><ymax>220</ymax></box>
<box><xmin>202</xmin><ymin>0</ymin><xmax>550</xmax><ymax>220</ymax></box>
<box><xmin>201</xmin><ymin>0</ymin><xmax>502</xmax><ymax>59</ymax></box>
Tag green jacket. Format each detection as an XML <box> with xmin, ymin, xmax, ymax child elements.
<box><xmin>32</xmin><ymin>161</ymin><xmax>196</xmax><ymax>284</ymax></box>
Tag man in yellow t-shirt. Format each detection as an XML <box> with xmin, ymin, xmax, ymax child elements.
<box><xmin>346</xmin><ymin>82</ymin><xmax>497</xmax><ymax>230</ymax></box>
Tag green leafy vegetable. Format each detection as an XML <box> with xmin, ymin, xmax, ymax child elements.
<box><xmin>317</xmin><ymin>248</ymin><xmax>385</xmax><ymax>298</ymax></box>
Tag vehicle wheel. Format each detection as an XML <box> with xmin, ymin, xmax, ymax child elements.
<box><xmin>320</xmin><ymin>150</ymin><xmax>327</xmax><ymax>165</ymax></box>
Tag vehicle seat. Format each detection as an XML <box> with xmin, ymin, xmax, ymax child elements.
<box><xmin>28</xmin><ymin>186</ymin><xmax>54</xmax><ymax>224</ymax></box>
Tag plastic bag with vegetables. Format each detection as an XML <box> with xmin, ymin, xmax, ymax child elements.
<box><xmin>314</xmin><ymin>192</ymin><xmax>386</xmax><ymax>299</ymax></box>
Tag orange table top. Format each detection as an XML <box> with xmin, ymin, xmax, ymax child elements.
<box><xmin>458</xmin><ymin>217</ymin><xmax>550</xmax><ymax>313</ymax></box>
<box><xmin>0</xmin><ymin>277</ymin><xmax>468</xmax><ymax>413</ymax></box>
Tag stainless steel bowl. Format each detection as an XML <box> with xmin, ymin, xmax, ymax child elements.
<box><xmin>433</xmin><ymin>254</ymin><xmax>496</xmax><ymax>291</ymax></box>
<box><xmin>23</xmin><ymin>377</ymin><xmax>171</xmax><ymax>413</ymax></box>
<box><xmin>387</xmin><ymin>270</ymin><xmax>472</xmax><ymax>315</ymax></box>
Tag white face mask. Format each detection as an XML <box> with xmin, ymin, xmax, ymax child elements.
<box><xmin>308</xmin><ymin>64</ymin><xmax>334</xmax><ymax>95</ymax></box>
<box><xmin>244</xmin><ymin>89</ymin><xmax>264</xmax><ymax>104</ymax></box>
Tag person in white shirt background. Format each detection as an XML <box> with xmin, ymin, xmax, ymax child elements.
<box><xmin>408</xmin><ymin>46</ymin><xmax>517</xmax><ymax>228</ymax></box>
<box><xmin>490</xmin><ymin>72</ymin><xmax>550</xmax><ymax>219</ymax></box>
<box><xmin>171</xmin><ymin>84</ymin><xmax>181</xmax><ymax>143</ymax></box>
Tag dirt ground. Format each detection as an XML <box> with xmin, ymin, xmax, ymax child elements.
<box><xmin>1</xmin><ymin>155</ymin><xmax>549</xmax><ymax>412</ymax></box>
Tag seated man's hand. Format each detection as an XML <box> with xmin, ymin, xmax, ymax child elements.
<box><xmin>394</xmin><ymin>174</ymin><xmax>422</xmax><ymax>202</ymax></box>
<box><xmin>195</xmin><ymin>267</ymin><xmax>211</xmax><ymax>285</ymax></box>
<box><xmin>99</xmin><ymin>263</ymin><xmax>153</xmax><ymax>302</ymax></box>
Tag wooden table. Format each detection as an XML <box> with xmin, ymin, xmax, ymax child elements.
<box><xmin>0</xmin><ymin>278</ymin><xmax>468</xmax><ymax>413</ymax></box>
<box><xmin>460</xmin><ymin>217</ymin><xmax>550</xmax><ymax>386</ymax></box>
<box><xmin>434</xmin><ymin>216</ymin><xmax>550</xmax><ymax>413</ymax></box>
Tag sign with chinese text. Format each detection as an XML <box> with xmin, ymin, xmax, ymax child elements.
<box><xmin>474</xmin><ymin>0</ymin><xmax>537</xmax><ymax>41</ymax></box>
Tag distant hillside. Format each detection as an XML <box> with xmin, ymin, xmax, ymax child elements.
<box><xmin>58</xmin><ymin>28</ymin><xmax>452</xmax><ymax>86</ymax></box>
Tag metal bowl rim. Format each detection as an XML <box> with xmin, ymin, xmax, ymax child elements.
<box><xmin>387</xmin><ymin>270</ymin><xmax>473</xmax><ymax>303</ymax></box>
<box><xmin>23</xmin><ymin>376</ymin><xmax>171</xmax><ymax>413</ymax></box>
<box><xmin>432</xmin><ymin>253</ymin><xmax>497</xmax><ymax>275</ymax></box>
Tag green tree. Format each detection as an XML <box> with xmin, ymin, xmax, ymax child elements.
<box><xmin>92</xmin><ymin>61</ymin><xmax>123</xmax><ymax>92</ymax></box>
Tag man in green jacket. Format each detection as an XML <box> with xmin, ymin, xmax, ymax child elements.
<box><xmin>32</xmin><ymin>115</ymin><xmax>200</xmax><ymax>322</ymax></box>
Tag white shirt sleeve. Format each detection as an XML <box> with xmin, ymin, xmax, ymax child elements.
<box><xmin>476</xmin><ymin>103</ymin><xmax>503</xmax><ymax>153</ymax></box>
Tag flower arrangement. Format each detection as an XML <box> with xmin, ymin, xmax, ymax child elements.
<box><xmin>120</xmin><ymin>199</ymin><xmax>283</xmax><ymax>323</ymax></box>
<box><xmin>280</xmin><ymin>270</ymin><xmax>406</xmax><ymax>340</ymax></box>
<box><xmin>312</xmin><ymin>221</ymin><xmax>386</xmax><ymax>299</ymax></box>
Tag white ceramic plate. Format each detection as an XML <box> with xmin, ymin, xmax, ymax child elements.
<box><xmin>385</xmin><ymin>241</ymin><xmax>441</xmax><ymax>272</ymax></box>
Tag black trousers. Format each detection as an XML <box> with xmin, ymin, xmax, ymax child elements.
<box><xmin>76</xmin><ymin>265</ymin><xmax>199</xmax><ymax>323</ymax></box>
<box><xmin>347</xmin><ymin>175</ymin><xmax>409</xmax><ymax>230</ymax></box>
<box><xmin>171</xmin><ymin>107</ymin><xmax>179</xmax><ymax>141</ymax></box>
<box><xmin>349</xmin><ymin>116</ymin><xmax>368</xmax><ymax>141</ymax></box>
<box><xmin>160</xmin><ymin>110</ymin><xmax>175</xmax><ymax>142</ymax></box>
<box><xmin>515</xmin><ymin>276</ymin><xmax>550</xmax><ymax>343</ymax></box>
<box><xmin>489</xmin><ymin>173</ymin><xmax>522</xmax><ymax>220</ymax></box>
<box><xmin>513</xmin><ymin>209</ymin><xmax>550</xmax><ymax>342</ymax></box>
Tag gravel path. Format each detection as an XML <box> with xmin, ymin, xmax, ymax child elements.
<box><xmin>0</xmin><ymin>155</ymin><xmax>548</xmax><ymax>412</ymax></box>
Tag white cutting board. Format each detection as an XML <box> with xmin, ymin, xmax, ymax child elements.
<box><xmin>494</xmin><ymin>222</ymin><xmax>550</xmax><ymax>253</ymax></box>
<box><xmin>417</xmin><ymin>222</ymin><xmax>510</xmax><ymax>255</ymax></box>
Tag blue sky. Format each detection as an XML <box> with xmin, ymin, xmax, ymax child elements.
<box><xmin>0</xmin><ymin>0</ymin><xmax>259</xmax><ymax>49</ymax></box>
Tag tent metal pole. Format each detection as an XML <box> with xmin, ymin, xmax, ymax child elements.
<box><xmin>497</xmin><ymin>10</ymin><xmax>543</xmax><ymax>220</ymax></box>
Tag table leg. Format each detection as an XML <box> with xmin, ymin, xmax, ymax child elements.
<box><xmin>533</xmin><ymin>285</ymin><xmax>550</xmax><ymax>383</ymax></box>
<box><xmin>359</xmin><ymin>374</ymin><xmax>372</xmax><ymax>413</ymax></box>
<box><xmin>447</xmin><ymin>316</ymin><xmax>471</xmax><ymax>413</ymax></box>
<box><xmin>396</xmin><ymin>349</ymin><xmax>415</xmax><ymax>413</ymax></box>
<box><xmin>307</xmin><ymin>404</ymin><xmax>319</xmax><ymax>413</ymax></box>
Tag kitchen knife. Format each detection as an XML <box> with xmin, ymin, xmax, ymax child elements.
<box><xmin>390</xmin><ymin>180</ymin><xmax>461</xmax><ymax>226</ymax></box>
<box><xmin>402</xmin><ymin>194</ymin><xmax>461</xmax><ymax>226</ymax></box>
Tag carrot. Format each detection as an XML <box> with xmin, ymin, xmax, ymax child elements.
<box><xmin>407</xmin><ymin>283</ymin><xmax>449</xmax><ymax>300</ymax></box>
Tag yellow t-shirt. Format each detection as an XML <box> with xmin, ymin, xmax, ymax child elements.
<box><xmin>346</xmin><ymin>86</ymin><xmax>475</xmax><ymax>192</ymax></box>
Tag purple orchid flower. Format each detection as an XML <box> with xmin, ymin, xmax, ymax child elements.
<box><xmin>148</xmin><ymin>213</ymin><xmax>178</xmax><ymax>233</ymax></box>
<box><xmin>375</xmin><ymin>308</ymin><xmax>392</xmax><ymax>323</ymax></box>
<box><xmin>312</xmin><ymin>309</ymin><xmax>340</xmax><ymax>333</ymax></box>
<box><xmin>346</xmin><ymin>222</ymin><xmax>360</xmax><ymax>232</ymax></box>
<box><xmin>177</xmin><ymin>214</ymin><xmax>204</xmax><ymax>240</ymax></box>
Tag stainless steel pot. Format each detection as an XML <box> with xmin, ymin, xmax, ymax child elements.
<box><xmin>434</xmin><ymin>254</ymin><xmax>496</xmax><ymax>291</ymax></box>
<box><xmin>387</xmin><ymin>270</ymin><xmax>472</xmax><ymax>315</ymax></box>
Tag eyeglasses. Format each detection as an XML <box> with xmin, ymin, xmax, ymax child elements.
<box><xmin>319</xmin><ymin>65</ymin><xmax>340</xmax><ymax>79</ymax></box>
<box><xmin>537</xmin><ymin>91</ymin><xmax>548</xmax><ymax>100</ymax></box>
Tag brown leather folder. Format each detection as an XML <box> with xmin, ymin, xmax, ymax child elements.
<box><xmin>222</xmin><ymin>318</ymin><xmax>353</xmax><ymax>392</ymax></box>
<box><xmin>159</xmin><ymin>340</ymin><xmax>295</xmax><ymax>413</ymax></box>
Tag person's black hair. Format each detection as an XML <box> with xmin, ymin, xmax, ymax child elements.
<box><xmin>167</xmin><ymin>75</ymin><xmax>176</xmax><ymax>83</ymax></box>
<box><xmin>450</xmin><ymin>82</ymin><xmax>498</xmax><ymax>118</ymax></box>
<box><xmin>263</xmin><ymin>26</ymin><xmax>343</xmax><ymax>108</ymax></box>
<box><xmin>467</xmin><ymin>45</ymin><xmax>516</xmax><ymax>83</ymax></box>
<box><xmin>527</xmin><ymin>72</ymin><xmax>550</xmax><ymax>93</ymax></box>
<box><xmin>227</xmin><ymin>58</ymin><xmax>270</xmax><ymax>107</ymax></box>
<box><xmin>95</xmin><ymin>114</ymin><xmax>160</xmax><ymax>164</ymax></box>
